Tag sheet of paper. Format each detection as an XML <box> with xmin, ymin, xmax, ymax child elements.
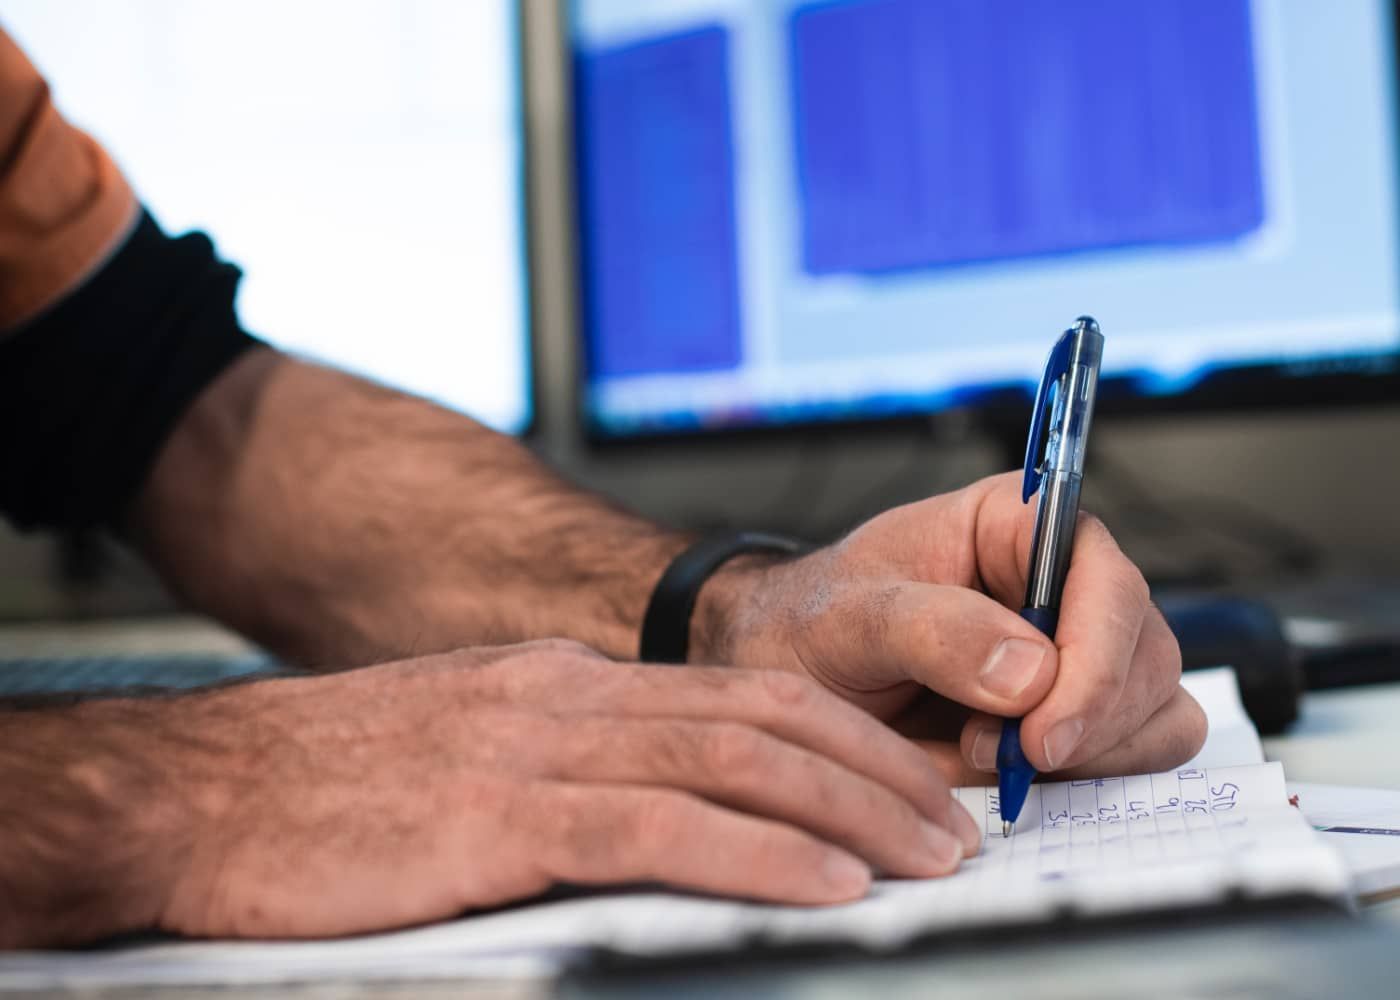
<box><xmin>0</xmin><ymin>762</ymin><xmax>1347</xmax><ymax>990</ymax></box>
<box><xmin>1180</xmin><ymin>669</ymin><xmax>1397</xmax><ymax>899</ymax></box>
<box><xmin>1180</xmin><ymin>667</ymin><xmax>1265</xmax><ymax>767</ymax></box>
<box><xmin>1289</xmin><ymin>781</ymin><xmax>1400</xmax><ymax>898</ymax></box>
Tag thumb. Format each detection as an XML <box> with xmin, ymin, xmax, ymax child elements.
<box><xmin>815</xmin><ymin>581</ymin><xmax>1059</xmax><ymax>717</ymax></box>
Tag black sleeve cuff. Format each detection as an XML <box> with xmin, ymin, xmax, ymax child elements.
<box><xmin>0</xmin><ymin>209</ymin><xmax>263</xmax><ymax>531</ymax></box>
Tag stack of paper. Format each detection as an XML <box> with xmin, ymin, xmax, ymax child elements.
<box><xmin>1291</xmin><ymin>782</ymin><xmax>1400</xmax><ymax>900</ymax></box>
<box><xmin>1181</xmin><ymin>668</ymin><xmax>1400</xmax><ymax>903</ymax></box>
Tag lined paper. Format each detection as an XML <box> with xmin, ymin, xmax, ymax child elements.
<box><xmin>946</xmin><ymin>762</ymin><xmax>1346</xmax><ymax>921</ymax></box>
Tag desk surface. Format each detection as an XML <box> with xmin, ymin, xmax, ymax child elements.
<box><xmin>1264</xmin><ymin>681</ymin><xmax>1400</xmax><ymax>789</ymax></box>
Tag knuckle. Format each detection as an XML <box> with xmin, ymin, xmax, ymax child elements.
<box><xmin>544</xmin><ymin>785</ymin><xmax>629</xmax><ymax>872</ymax></box>
<box><xmin>748</xmin><ymin>824</ymin><xmax>818</xmax><ymax>877</ymax></box>
<box><xmin>1078</xmin><ymin>512</ymin><xmax>1149</xmax><ymax>604</ymax></box>
<box><xmin>467</xmin><ymin>656</ymin><xmax>538</xmax><ymax>702</ymax></box>
<box><xmin>470</xmin><ymin>705</ymin><xmax>528</xmax><ymax>743</ymax></box>
<box><xmin>1081</xmin><ymin>658</ymin><xmax>1129</xmax><ymax>708</ymax></box>
<box><xmin>645</xmin><ymin>719</ymin><xmax>706</xmax><ymax>775</ymax></box>
<box><xmin>1076</xmin><ymin>510</ymin><xmax>1112</xmax><ymax>543</ymax></box>
<box><xmin>1128</xmin><ymin>566</ymin><xmax>1152</xmax><ymax>608</ymax></box>
<box><xmin>1098</xmin><ymin>571</ymin><xmax>1151</xmax><ymax>650</ymax></box>
<box><xmin>629</xmin><ymin>789</ymin><xmax>692</xmax><ymax>855</ymax></box>
<box><xmin>519</xmin><ymin>637</ymin><xmax>604</xmax><ymax>661</ymax></box>
<box><xmin>506</xmin><ymin>643</ymin><xmax>611</xmax><ymax>688</ymax></box>
<box><xmin>703</xmin><ymin>723</ymin><xmax>772</xmax><ymax>776</ymax></box>
<box><xmin>1180</xmin><ymin>693</ymin><xmax>1209</xmax><ymax>758</ymax></box>
<box><xmin>1151</xmin><ymin>617</ymin><xmax>1184</xmax><ymax>683</ymax></box>
<box><xmin>1113</xmin><ymin>563</ymin><xmax>1151</xmax><ymax>614</ymax></box>
<box><xmin>758</xmin><ymin>667</ymin><xmax>819</xmax><ymax>710</ymax></box>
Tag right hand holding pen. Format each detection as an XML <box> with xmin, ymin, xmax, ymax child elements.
<box><xmin>697</xmin><ymin>473</ymin><xmax>1206</xmax><ymax>783</ymax></box>
<box><xmin>136</xmin><ymin>640</ymin><xmax>978</xmax><ymax>941</ymax></box>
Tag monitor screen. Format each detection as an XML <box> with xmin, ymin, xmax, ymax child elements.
<box><xmin>571</xmin><ymin>0</ymin><xmax>1400</xmax><ymax>438</ymax></box>
<box><xmin>2</xmin><ymin>0</ymin><xmax>533</xmax><ymax>434</ymax></box>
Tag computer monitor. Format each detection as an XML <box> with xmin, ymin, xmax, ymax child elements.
<box><xmin>2</xmin><ymin>0</ymin><xmax>534</xmax><ymax>434</ymax></box>
<box><xmin>570</xmin><ymin>0</ymin><xmax>1400</xmax><ymax>439</ymax></box>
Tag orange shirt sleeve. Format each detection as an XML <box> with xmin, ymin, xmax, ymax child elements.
<box><xmin>0</xmin><ymin>26</ymin><xmax>137</xmax><ymax>332</ymax></box>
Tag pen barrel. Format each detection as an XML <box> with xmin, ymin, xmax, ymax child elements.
<box><xmin>1023</xmin><ymin>470</ymin><xmax>1082</xmax><ymax>612</ymax></box>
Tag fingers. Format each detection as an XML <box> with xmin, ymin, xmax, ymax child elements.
<box><xmin>528</xmin><ymin>783</ymin><xmax>875</xmax><ymax>906</ymax></box>
<box><xmin>1042</xmin><ymin>686</ymin><xmax>1206</xmax><ymax>778</ymax></box>
<box><xmin>509</xmin><ymin>715</ymin><xmax>970</xmax><ymax>875</ymax></box>
<box><xmin>472</xmin><ymin>654</ymin><xmax>964</xmax><ymax>837</ymax></box>
<box><xmin>958</xmin><ymin>684</ymin><xmax>1207</xmax><ymax>780</ymax></box>
<box><xmin>914</xmin><ymin>739</ymin><xmax>985</xmax><ymax>787</ymax></box>
<box><xmin>1035</xmin><ymin>607</ymin><xmax>1182</xmax><ymax>769</ymax></box>
<box><xmin>1014</xmin><ymin>517</ymin><xmax>1166</xmax><ymax>772</ymax></box>
<box><xmin>1046</xmin><ymin>686</ymin><xmax>1207</xmax><ymax>778</ymax></box>
<box><xmin>958</xmin><ymin>477</ymin><xmax>1187</xmax><ymax>777</ymax></box>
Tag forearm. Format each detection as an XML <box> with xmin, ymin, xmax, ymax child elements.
<box><xmin>129</xmin><ymin>350</ymin><xmax>744</xmax><ymax>666</ymax></box>
<box><xmin>0</xmin><ymin>698</ymin><xmax>191</xmax><ymax>948</ymax></box>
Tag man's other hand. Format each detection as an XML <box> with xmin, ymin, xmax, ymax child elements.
<box><xmin>700</xmin><ymin>472</ymin><xmax>1206</xmax><ymax>784</ymax></box>
<box><xmin>153</xmin><ymin>641</ymin><xmax>979</xmax><ymax>941</ymax></box>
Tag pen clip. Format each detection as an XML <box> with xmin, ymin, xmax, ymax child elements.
<box><xmin>1021</xmin><ymin>329</ymin><xmax>1074</xmax><ymax>503</ymax></box>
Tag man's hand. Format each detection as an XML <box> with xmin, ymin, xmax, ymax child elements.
<box><xmin>2</xmin><ymin>640</ymin><xmax>983</xmax><ymax>946</ymax></box>
<box><xmin>700</xmin><ymin>472</ymin><xmax>1206</xmax><ymax>784</ymax></box>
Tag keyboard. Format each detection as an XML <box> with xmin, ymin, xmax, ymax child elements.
<box><xmin>0</xmin><ymin>652</ymin><xmax>287</xmax><ymax>697</ymax></box>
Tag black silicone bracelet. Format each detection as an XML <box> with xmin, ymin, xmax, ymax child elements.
<box><xmin>639</xmin><ymin>531</ymin><xmax>810</xmax><ymax>664</ymax></box>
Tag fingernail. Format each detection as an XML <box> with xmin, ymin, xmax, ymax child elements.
<box><xmin>979</xmin><ymin>638</ymin><xmax>1048</xmax><ymax>699</ymax></box>
<box><xmin>821</xmin><ymin>852</ymin><xmax>871</xmax><ymax>896</ymax></box>
<box><xmin>950</xmin><ymin>801</ymin><xmax>982</xmax><ymax>857</ymax></box>
<box><xmin>921</xmin><ymin>821</ymin><xmax>963</xmax><ymax>871</ymax></box>
<box><xmin>1043</xmin><ymin>718</ymin><xmax>1085</xmax><ymax>770</ymax></box>
<box><xmin>970</xmin><ymin>725</ymin><xmax>999</xmax><ymax>770</ymax></box>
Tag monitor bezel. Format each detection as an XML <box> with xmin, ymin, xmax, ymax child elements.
<box><xmin>510</xmin><ymin>0</ymin><xmax>543</xmax><ymax>440</ymax></box>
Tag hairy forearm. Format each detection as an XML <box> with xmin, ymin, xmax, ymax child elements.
<box><xmin>129</xmin><ymin>350</ymin><xmax>738</xmax><ymax>667</ymax></box>
<box><xmin>0</xmin><ymin>698</ymin><xmax>190</xmax><ymax>948</ymax></box>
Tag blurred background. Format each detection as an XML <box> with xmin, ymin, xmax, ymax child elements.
<box><xmin>2</xmin><ymin>0</ymin><xmax>1400</xmax><ymax>627</ymax></box>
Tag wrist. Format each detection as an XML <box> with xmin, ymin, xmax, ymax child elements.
<box><xmin>688</xmin><ymin>551</ymin><xmax>791</xmax><ymax>665</ymax></box>
<box><xmin>75</xmin><ymin>698</ymin><xmax>206</xmax><ymax>931</ymax></box>
<box><xmin>0</xmin><ymin>698</ymin><xmax>199</xmax><ymax>947</ymax></box>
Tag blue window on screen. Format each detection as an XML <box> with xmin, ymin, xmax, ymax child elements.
<box><xmin>574</xmin><ymin>25</ymin><xmax>744</xmax><ymax>379</ymax></box>
<box><xmin>789</xmin><ymin>0</ymin><xmax>1265</xmax><ymax>275</ymax></box>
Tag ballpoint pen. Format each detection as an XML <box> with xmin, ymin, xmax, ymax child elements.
<box><xmin>998</xmin><ymin>316</ymin><xmax>1104</xmax><ymax>836</ymax></box>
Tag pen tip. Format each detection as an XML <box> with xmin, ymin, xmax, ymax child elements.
<box><xmin>1002</xmin><ymin>821</ymin><xmax>1013</xmax><ymax>838</ymax></box>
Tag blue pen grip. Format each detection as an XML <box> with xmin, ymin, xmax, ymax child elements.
<box><xmin>1019</xmin><ymin>605</ymin><xmax>1059</xmax><ymax>637</ymax></box>
<box><xmin>996</xmin><ymin>720</ymin><xmax>1036</xmax><ymax>824</ymax></box>
<box><xmin>996</xmin><ymin>719</ymin><xmax>1031</xmax><ymax>772</ymax></box>
<box><xmin>998</xmin><ymin>605</ymin><xmax>1059</xmax><ymax>826</ymax></box>
<box><xmin>1002</xmin><ymin>607</ymin><xmax>1057</xmax><ymax>771</ymax></box>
